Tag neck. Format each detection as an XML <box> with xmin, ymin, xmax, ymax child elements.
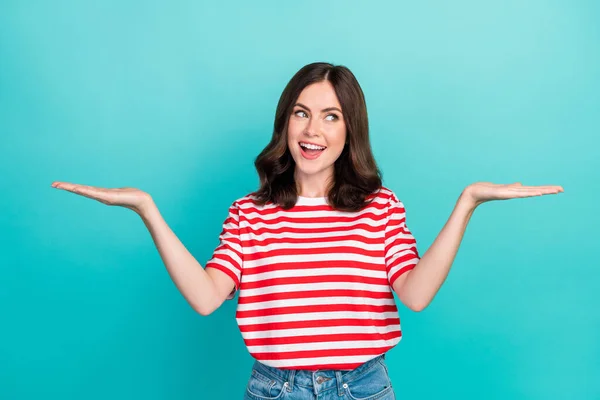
<box><xmin>294</xmin><ymin>167</ymin><xmax>333</xmax><ymax>198</ymax></box>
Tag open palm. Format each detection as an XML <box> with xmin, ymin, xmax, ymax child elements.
<box><xmin>465</xmin><ymin>182</ymin><xmax>564</xmax><ymax>207</ymax></box>
<box><xmin>51</xmin><ymin>182</ymin><xmax>152</xmax><ymax>214</ymax></box>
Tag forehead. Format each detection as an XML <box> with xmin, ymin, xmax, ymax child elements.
<box><xmin>296</xmin><ymin>81</ymin><xmax>342</xmax><ymax>110</ymax></box>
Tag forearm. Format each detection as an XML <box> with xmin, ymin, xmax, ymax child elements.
<box><xmin>138</xmin><ymin>199</ymin><xmax>218</xmax><ymax>315</ymax></box>
<box><xmin>398</xmin><ymin>192</ymin><xmax>477</xmax><ymax>311</ymax></box>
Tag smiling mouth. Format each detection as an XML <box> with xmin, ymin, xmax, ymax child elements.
<box><xmin>298</xmin><ymin>142</ymin><xmax>326</xmax><ymax>159</ymax></box>
<box><xmin>299</xmin><ymin>142</ymin><xmax>326</xmax><ymax>151</ymax></box>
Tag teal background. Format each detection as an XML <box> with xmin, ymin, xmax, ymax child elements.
<box><xmin>1</xmin><ymin>1</ymin><xmax>598</xmax><ymax>399</ymax></box>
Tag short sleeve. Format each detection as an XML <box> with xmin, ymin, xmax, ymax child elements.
<box><xmin>384</xmin><ymin>193</ymin><xmax>420</xmax><ymax>288</ymax></box>
<box><xmin>205</xmin><ymin>201</ymin><xmax>243</xmax><ymax>300</ymax></box>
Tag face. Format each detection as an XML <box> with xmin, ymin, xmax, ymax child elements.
<box><xmin>287</xmin><ymin>80</ymin><xmax>347</xmax><ymax>190</ymax></box>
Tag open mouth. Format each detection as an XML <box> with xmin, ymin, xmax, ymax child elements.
<box><xmin>299</xmin><ymin>142</ymin><xmax>326</xmax><ymax>160</ymax></box>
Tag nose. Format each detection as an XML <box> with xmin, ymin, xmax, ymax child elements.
<box><xmin>304</xmin><ymin>116</ymin><xmax>320</xmax><ymax>137</ymax></box>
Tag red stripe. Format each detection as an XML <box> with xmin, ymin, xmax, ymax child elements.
<box><xmin>250</xmin><ymin>346</ymin><xmax>395</xmax><ymax>360</ymax></box>
<box><xmin>244</xmin><ymin>211</ymin><xmax>388</xmax><ymax>226</ymax></box>
<box><xmin>238</xmin><ymin>318</ymin><xmax>400</xmax><ymax>332</ymax></box>
<box><xmin>236</xmin><ymin>303</ymin><xmax>398</xmax><ymax>319</ymax></box>
<box><xmin>208</xmin><ymin>253</ymin><xmax>241</xmax><ymax>271</ymax></box>
<box><xmin>244</xmin><ymin>246</ymin><xmax>382</xmax><ymax>261</ymax></box>
<box><xmin>205</xmin><ymin>264</ymin><xmax>240</xmax><ymax>287</ymax></box>
<box><xmin>242</xmin><ymin>260</ymin><xmax>386</xmax><ymax>276</ymax></box>
<box><xmin>236</xmin><ymin>195</ymin><xmax>385</xmax><ymax>216</ymax></box>
<box><xmin>212</xmin><ymin>243</ymin><xmax>242</xmax><ymax>260</ymax></box>
<box><xmin>238</xmin><ymin>289</ymin><xmax>394</xmax><ymax>304</ymax></box>
<box><xmin>243</xmin><ymin>234</ymin><xmax>382</xmax><ymax>247</ymax></box>
<box><xmin>389</xmin><ymin>264</ymin><xmax>417</xmax><ymax>287</ymax></box>
<box><xmin>384</xmin><ymin>240</ymin><xmax>417</xmax><ymax>257</ymax></box>
<box><xmin>244</xmin><ymin>331</ymin><xmax>400</xmax><ymax>347</ymax></box>
<box><xmin>280</xmin><ymin>362</ymin><xmax>370</xmax><ymax>370</ymax></box>
<box><xmin>241</xmin><ymin>275</ymin><xmax>388</xmax><ymax>290</ymax></box>
<box><xmin>387</xmin><ymin>252</ymin><xmax>419</xmax><ymax>269</ymax></box>
<box><xmin>245</xmin><ymin>223</ymin><xmax>384</xmax><ymax>236</ymax></box>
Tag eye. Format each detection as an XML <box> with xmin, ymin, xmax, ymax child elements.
<box><xmin>325</xmin><ymin>114</ymin><xmax>339</xmax><ymax>121</ymax></box>
<box><xmin>294</xmin><ymin>110</ymin><xmax>308</xmax><ymax>118</ymax></box>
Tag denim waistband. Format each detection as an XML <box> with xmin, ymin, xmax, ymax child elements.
<box><xmin>251</xmin><ymin>354</ymin><xmax>386</xmax><ymax>394</ymax></box>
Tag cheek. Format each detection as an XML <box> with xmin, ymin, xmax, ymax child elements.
<box><xmin>288</xmin><ymin>117</ymin><xmax>305</xmax><ymax>132</ymax></box>
<box><xmin>287</xmin><ymin>121</ymin><xmax>301</xmax><ymax>143</ymax></box>
<box><xmin>328</xmin><ymin>126</ymin><xmax>347</xmax><ymax>148</ymax></box>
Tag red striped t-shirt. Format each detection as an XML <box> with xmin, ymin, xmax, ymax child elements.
<box><xmin>204</xmin><ymin>186</ymin><xmax>420</xmax><ymax>370</ymax></box>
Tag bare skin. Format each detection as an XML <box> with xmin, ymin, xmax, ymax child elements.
<box><xmin>50</xmin><ymin>180</ymin><xmax>563</xmax><ymax>313</ymax></box>
<box><xmin>50</xmin><ymin>181</ymin><xmax>235</xmax><ymax>316</ymax></box>
<box><xmin>50</xmin><ymin>66</ymin><xmax>564</xmax><ymax>314</ymax></box>
<box><xmin>391</xmin><ymin>182</ymin><xmax>564</xmax><ymax>311</ymax></box>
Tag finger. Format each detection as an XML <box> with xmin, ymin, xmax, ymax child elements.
<box><xmin>54</xmin><ymin>182</ymin><xmax>101</xmax><ymax>193</ymax></box>
<box><xmin>511</xmin><ymin>188</ymin><xmax>562</xmax><ymax>197</ymax></box>
<box><xmin>523</xmin><ymin>185</ymin><xmax>563</xmax><ymax>191</ymax></box>
<box><xmin>52</xmin><ymin>182</ymin><xmax>85</xmax><ymax>191</ymax></box>
<box><xmin>535</xmin><ymin>185</ymin><xmax>563</xmax><ymax>191</ymax></box>
<box><xmin>534</xmin><ymin>186</ymin><xmax>563</xmax><ymax>194</ymax></box>
<box><xmin>53</xmin><ymin>182</ymin><xmax>85</xmax><ymax>193</ymax></box>
<box><xmin>53</xmin><ymin>183</ymin><xmax>110</xmax><ymax>202</ymax></box>
<box><xmin>502</xmin><ymin>183</ymin><xmax>563</xmax><ymax>191</ymax></box>
<box><xmin>510</xmin><ymin>186</ymin><xmax>562</xmax><ymax>193</ymax></box>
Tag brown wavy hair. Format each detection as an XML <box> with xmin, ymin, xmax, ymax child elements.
<box><xmin>253</xmin><ymin>62</ymin><xmax>382</xmax><ymax>212</ymax></box>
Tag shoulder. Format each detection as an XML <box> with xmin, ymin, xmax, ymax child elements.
<box><xmin>373</xmin><ymin>186</ymin><xmax>411</xmax><ymax>219</ymax></box>
<box><xmin>226</xmin><ymin>191</ymin><xmax>274</xmax><ymax>213</ymax></box>
<box><xmin>372</xmin><ymin>185</ymin><xmax>402</xmax><ymax>206</ymax></box>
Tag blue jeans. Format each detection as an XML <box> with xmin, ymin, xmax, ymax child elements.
<box><xmin>243</xmin><ymin>354</ymin><xmax>395</xmax><ymax>400</ymax></box>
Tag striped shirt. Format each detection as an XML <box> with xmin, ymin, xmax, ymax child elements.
<box><xmin>205</xmin><ymin>186</ymin><xmax>420</xmax><ymax>370</ymax></box>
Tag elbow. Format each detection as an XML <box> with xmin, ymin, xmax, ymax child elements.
<box><xmin>409</xmin><ymin>301</ymin><xmax>428</xmax><ymax>312</ymax></box>
<box><xmin>196</xmin><ymin>306</ymin><xmax>213</xmax><ymax>317</ymax></box>
<box><xmin>404</xmin><ymin>296</ymin><xmax>429</xmax><ymax>312</ymax></box>
<box><xmin>193</xmin><ymin>299</ymin><xmax>218</xmax><ymax>317</ymax></box>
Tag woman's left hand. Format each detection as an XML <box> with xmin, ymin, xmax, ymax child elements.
<box><xmin>463</xmin><ymin>182</ymin><xmax>564</xmax><ymax>208</ymax></box>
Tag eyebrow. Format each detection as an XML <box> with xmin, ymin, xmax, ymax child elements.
<box><xmin>294</xmin><ymin>102</ymin><xmax>343</xmax><ymax>114</ymax></box>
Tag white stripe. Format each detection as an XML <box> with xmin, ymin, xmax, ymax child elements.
<box><xmin>239</xmin><ymin>281</ymin><xmax>391</xmax><ymax>297</ymax></box>
<box><xmin>244</xmin><ymin>228</ymin><xmax>384</xmax><ymax>240</ymax></box>
<box><xmin>241</xmin><ymin>324</ymin><xmax>401</xmax><ymax>340</ymax></box>
<box><xmin>256</xmin><ymin>350</ymin><xmax>400</xmax><ymax>369</ymax></box>
<box><xmin>238</xmin><ymin>195</ymin><xmax>389</xmax><ymax>213</ymax></box>
<box><xmin>241</xmin><ymin>219</ymin><xmax>386</xmax><ymax>231</ymax></box>
<box><xmin>248</xmin><ymin>338</ymin><xmax>399</xmax><ymax>353</ymax></box>
<box><xmin>237</xmin><ymin>296</ymin><xmax>396</xmax><ymax>312</ymax></box>
<box><xmin>205</xmin><ymin>259</ymin><xmax>239</xmax><ymax>275</ymax></box>
<box><xmin>242</xmin><ymin>267</ymin><xmax>387</xmax><ymax>283</ymax></box>
<box><xmin>211</xmin><ymin>247</ymin><xmax>242</xmax><ymax>266</ymax></box>
<box><xmin>215</xmin><ymin>239</ymin><xmax>242</xmax><ymax>253</ymax></box>
<box><xmin>385</xmin><ymin>233</ymin><xmax>415</xmax><ymax>248</ymax></box>
<box><xmin>387</xmin><ymin>248</ymin><xmax>418</xmax><ymax>261</ymax></box>
<box><xmin>242</xmin><ymin>205</ymin><xmax>388</xmax><ymax>222</ymax></box>
<box><xmin>245</xmin><ymin>239</ymin><xmax>384</xmax><ymax>254</ymax></box>
<box><xmin>236</xmin><ymin>311</ymin><xmax>399</xmax><ymax>325</ymax></box>
<box><xmin>243</xmin><ymin>253</ymin><xmax>385</xmax><ymax>269</ymax></box>
<box><xmin>388</xmin><ymin>258</ymin><xmax>419</xmax><ymax>279</ymax></box>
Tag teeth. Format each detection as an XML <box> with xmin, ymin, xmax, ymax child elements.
<box><xmin>300</xmin><ymin>142</ymin><xmax>326</xmax><ymax>151</ymax></box>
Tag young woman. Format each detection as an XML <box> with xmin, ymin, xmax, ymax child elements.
<box><xmin>51</xmin><ymin>62</ymin><xmax>563</xmax><ymax>399</ymax></box>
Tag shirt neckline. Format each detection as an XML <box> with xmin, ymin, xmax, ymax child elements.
<box><xmin>296</xmin><ymin>195</ymin><xmax>328</xmax><ymax>205</ymax></box>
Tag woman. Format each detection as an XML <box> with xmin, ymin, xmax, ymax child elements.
<box><xmin>51</xmin><ymin>62</ymin><xmax>563</xmax><ymax>399</ymax></box>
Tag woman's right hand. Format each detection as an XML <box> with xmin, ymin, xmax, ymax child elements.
<box><xmin>51</xmin><ymin>180</ymin><xmax>234</xmax><ymax>315</ymax></box>
<box><xmin>51</xmin><ymin>181</ymin><xmax>153</xmax><ymax>216</ymax></box>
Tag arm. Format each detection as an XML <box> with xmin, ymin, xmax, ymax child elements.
<box><xmin>393</xmin><ymin>182</ymin><xmax>563</xmax><ymax>312</ymax></box>
<box><xmin>140</xmin><ymin>199</ymin><xmax>235</xmax><ymax>316</ymax></box>
<box><xmin>393</xmin><ymin>191</ymin><xmax>475</xmax><ymax>312</ymax></box>
<box><xmin>50</xmin><ymin>181</ymin><xmax>235</xmax><ymax>316</ymax></box>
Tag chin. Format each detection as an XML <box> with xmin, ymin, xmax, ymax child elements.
<box><xmin>296</xmin><ymin>161</ymin><xmax>331</xmax><ymax>176</ymax></box>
